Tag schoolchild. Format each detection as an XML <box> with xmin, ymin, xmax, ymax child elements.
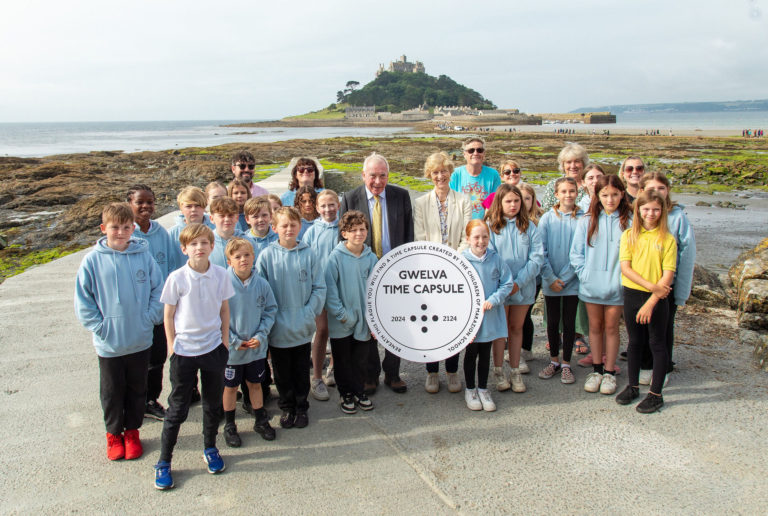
<box><xmin>537</xmin><ymin>177</ymin><xmax>583</xmax><ymax>384</ymax></box>
<box><xmin>570</xmin><ymin>175</ymin><xmax>632</xmax><ymax>395</ymax></box>
<box><xmin>461</xmin><ymin>220</ymin><xmax>514</xmax><ymax>412</ymax></box>
<box><xmin>255</xmin><ymin>207</ymin><xmax>326</xmax><ymax>429</ymax></box>
<box><xmin>222</xmin><ymin>238</ymin><xmax>278</xmax><ymax>447</ymax></box>
<box><xmin>302</xmin><ymin>189</ymin><xmax>341</xmax><ymax>401</ymax></box>
<box><xmin>243</xmin><ymin>196</ymin><xmax>278</xmax><ymax>257</ymax></box>
<box><xmin>168</xmin><ymin>186</ymin><xmax>215</xmax><ymax>266</ymax></box>
<box><xmin>578</xmin><ymin>164</ymin><xmax>605</xmax><ymax>213</ymax></box>
<box><xmin>75</xmin><ymin>203</ymin><xmax>164</xmax><ymax>461</ymax></box>
<box><xmin>205</xmin><ymin>181</ymin><xmax>228</xmax><ymax>209</ymax></box>
<box><xmin>208</xmin><ymin>197</ymin><xmax>250</xmax><ymax>269</ymax></box>
<box><xmin>518</xmin><ymin>182</ymin><xmax>544</xmax><ymax>373</ymax></box>
<box><xmin>615</xmin><ymin>191</ymin><xmax>677</xmax><ymax>413</ymax></box>
<box><xmin>637</xmin><ymin>171</ymin><xmax>695</xmax><ymax>383</ymax></box>
<box><xmin>294</xmin><ymin>185</ymin><xmax>319</xmax><ymax>240</ymax></box>
<box><xmin>228</xmin><ymin>179</ymin><xmax>252</xmax><ymax>233</ymax></box>
<box><xmin>485</xmin><ymin>183</ymin><xmax>544</xmax><ymax>394</ymax></box>
<box><xmin>324</xmin><ymin>210</ymin><xmax>378</xmax><ymax>414</ymax></box>
<box><xmin>126</xmin><ymin>184</ymin><xmax>178</xmax><ymax>420</ymax></box>
<box><xmin>153</xmin><ymin>223</ymin><xmax>234</xmax><ymax>490</ymax></box>
<box><xmin>267</xmin><ymin>193</ymin><xmax>283</xmax><ymax>214</ymax></box>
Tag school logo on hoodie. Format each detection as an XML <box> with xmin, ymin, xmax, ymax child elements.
<box><xmin>136</xmin><ymin>269</ymin><xmax>147</xmax><ymax>283</ymax></box>
<box><xmin>256</xmin><ymin>295</ymin><xmax>266</xmax><ymax>308</ymax></box>
<box><xmin>298</xmin><ymin>270</ymin><xmax>308</xmax><ymax>282</ymax></box>
<box><xmin>156</xmin><ymin>251</ymin><xmax>166</xmax><ymax>265</ymax></box>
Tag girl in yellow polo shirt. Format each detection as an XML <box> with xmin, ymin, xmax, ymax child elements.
<box><xmin>615</xmin><ymin>191</ymin><xmax>677</xmax><ymax>413</ymax></box>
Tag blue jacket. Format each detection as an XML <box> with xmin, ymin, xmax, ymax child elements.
<box><xmin>667</xmin><ymin>204</ymin><xmax>696</xmax><ymax>306</ymax></box>
<box><xmin>303</xmin><ymin>218</ymin><xmax>339</xmax><ymax>274</ymax></box>
<box><xmin>227</xmin><ymin>268</ymin><xmax>277</xmax><ymax>365</ymax></box>
<box><xmin>74</xmin><ymin>237</ymin><xmax>164</xmax><ymax>358</ymax></box>
<box><xmin>570</xmin><ymin>211</ymin><xmax>627</xmax><ymax>305</ymax></box>
<box><xmin>255</xmin><ymin>241</ymin><xmax>326</xmax><ymax>348</ymax></box>
<box><xmin>133</xmin><ymin>220</ymin><xmax>179</xmax><ymax>283</ymax></box>
<box><xmin>489</xmin><ymin>218</ymin><xmax>544</xmax><ymax>305</ymax></box>
<box><xmin>462</xmin><ymin>248</ymin><xmax>514</xmax><ymax>342</ymax></box>
<box><xmin>236</xmin><ymin>213</ymin><xmax>249</xmax><ymax>234</ymax></box>
<box><xmin>209</xmin><ymin>229</ymin><xmax>252</xmax><ymax>269</ymax></box>
<box><xmin>539</xmin><ymin>208</ymin><xmax>583</xmax><ymax>297</ymax></box>
<box><xmin>324</xmin><ymin>242</ymin><xmax>378</xmax><ymax>341</ymax></box>
<box><xmin>298</xmin><ymin>218</ymin><xmax>315</xmax><ymax>241</ymax></box>
<box><xmin>248</xmin><ymin>227</ymin><xmax>279</xmax><ymax>258</ymax></box>
<box><xmin>169</xmin><ymin>213</ymin><xmax>215</xmax><ymax>266</ymax></box>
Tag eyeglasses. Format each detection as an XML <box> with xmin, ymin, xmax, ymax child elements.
<box><xmin>503</xmin><ymin>168</ymin><xmax>521</xmax><ymax>176</ymax></box>
<box><xmin>296</xmin><ymin>166</ymin><xmax>315</xmax><ymax>174</ymax></box>
<box><xmin>624</xmin><ymin>165</ymin><xmax>645</xmax><ymax>173</ymax></box>
<box><xmin>236</xmin><ymin>163</ymin><xmax>255</xmax><ymax>170</ymax></box>
<box><xmin>465</xmin><ymin>147</ymin><xmax>484</xmax><ymax>154</ymax></box>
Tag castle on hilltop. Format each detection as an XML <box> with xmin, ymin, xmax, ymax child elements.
<box><xmin>376</xmin><ymin>55</ymin><xmax>425</xmax><ymax>77</ymax></box>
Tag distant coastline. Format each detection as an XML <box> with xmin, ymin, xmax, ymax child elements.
<box><xmin>572</xmin><ymin>99</ymin><xmax>768</xmax><ymax>114</ymax></box>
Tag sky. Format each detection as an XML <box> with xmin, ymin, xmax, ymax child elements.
<box><xmin>1</xmin><ymin>0</ymin><xmax>767</xmax><ymax>122</ymax></box>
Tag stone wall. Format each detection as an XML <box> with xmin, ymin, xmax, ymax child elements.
<box><xmin>729</xmin><ymin>238</ymin><xmax>768</xmax><ymax>370</ymax></box>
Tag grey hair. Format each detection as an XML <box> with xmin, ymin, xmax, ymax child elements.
<box><xmin>556</xmin><ymin>143</ymin><xmax>589</xmax><ymax>173</ymax></box>
<box><xmin>363</xmin><ymin>152</ymin><xmax>389</xmax><ymax>173</ymax></box>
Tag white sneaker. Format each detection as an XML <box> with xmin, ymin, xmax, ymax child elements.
<box><xmin>323</xmin><ymin>365</ymin><xmax>335</xmax><ymax>387</ymax></box>
<box><xmin>494</xmin><ymin>367</ymin><xmax>511</xmax><ymax>392</ymax></box>
<box><xmin>599</xmin><ymin>373</ymin><xmax>617</xmax><ymax>394</ymax></box>
<box><xmin>478</xmin><ymin>389</ymin><xmax>496</xmax><ymax>412</ymax></box>
<box><xmin>584</xmin><ymin>372</ymin><xmax>603</xmax><ymax>393</ymax></box>
<box><xmin>465</xmin><ymin>388</ymin><xmax>482</xmax><ymax>410</ymax></box>
<box><xmin>509</xmin><ymin>368</ymin><xmax>527</xmax><ymax>393</ymax></box>
<box><xmin>518</xmin><ymin>355</ymin><xmax>530</xmax><ymax>374</ymax></box>
<box><xmin>639</xmin><ymin>369</ymin><xmax>652</xmax><ymax>385</ymax></box>
<box><xmin>310</xmin><ymin>378</ymin><xmax>330</xmax><ymax>401</ymax></box>
<box><xmin>446</xmin><ymin>372</ymin><xmax>462</xmax><ymax>393</ymax></box>
<box><xmin>425</xmin><ymin>372</ymin><xmax>440</xmax><ymax>393</ymax></box>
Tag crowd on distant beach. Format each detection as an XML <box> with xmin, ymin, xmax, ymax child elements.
<box><xmin>742</xmin><ymin>129</ymin><xmax>764</xmax><ymax>137</ymax></box>
<box><xmin>74</xmin><ymin>139</ymin><xmax>695</xmax><ymax>490</ymax></box>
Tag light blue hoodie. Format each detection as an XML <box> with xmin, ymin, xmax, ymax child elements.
<box><xmin>74</xmin><ymin>237</ymin><xmax>164</xmax><ymax>358</ymax></box>
<box><xmin>209</xmin><ymin>229</ymin><xmax>253</xmax><ymax>269</ymax></box>
<box><xmin>489</xmin><ymin>218</ymin><xmax>544</xmax><ymax>305</ymax></box>
<box><xmin>303</xmin><ymin>218</ymin><xmax>339</xmax><ymax>274</ymax></box>
<box><xmin>462</xmin><ymin>248</ymin><xmax>515</xmax><ymax>342</ymax></box>
<box><xmin>248</xmin><ymin>227</ymin><xmax>279</xmax><ymax>258</ymax></box>
<box><xmin>667</xmin><ymin>204</ymin><xmax>696</xmax><ymax>306</ymax></box>
<box><xmin>133</xmin><ymin>220</ymin><xmax>179</xmax><ymax>282</ymax></box>
<box><xmin>298</xmin><ymin>218</ymin><xmax>315</xmax><ymax>241</ymax></box>
<box><xmin>539</xmin><ymin>208</ymin><xmax>584</xmax><ymax>297</ymax></box>
<box><xmin>236</xmin><ymin>213</ymin><xmax>249</xmax><ymax>234</ymax></box>
<box><xmin>227</xmin><ymin>267</ymin><xmax>277</xmax><ymax>365</ymax></box>
<box><xmin>570</xmin><ymin>211</ymin><xmax>628</xmax><ymax>305</ymax></box>
<box><xmin>255</xmin><ymin>241</ymin><xmax>326</xmax><ymax>348</ymax></box>
<box><xmin>169</xmin><ymin>213</ymin><xmax>215</xmax><ymax>266</ymax></box>
<box><xmin>324</xmin><ymin>242</ymin><xmax>378</xmax><ymax>341</ymax></box>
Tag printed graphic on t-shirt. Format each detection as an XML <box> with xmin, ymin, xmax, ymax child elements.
<box><xmin>462</xmin><ymin>182</ymin><xmax>488</xmax><ymax>218</ymax></box>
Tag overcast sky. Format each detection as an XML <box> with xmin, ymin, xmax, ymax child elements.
<box><xmin>1</xmin><ymin>0</ymin><xmax>766</xmax><ymax>122</ymax></box>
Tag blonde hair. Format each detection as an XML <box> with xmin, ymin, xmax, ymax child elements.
<box><xmin>272</xmin><ymin>206</ymin><xmax>301</xmax><ymax>225</ymax></box>
<box><xmin>176</xmin><ymin>186</ymin><xmax>207</xmax><ymax>208</ymax></box>
<box><xmin>316</xmin><ymin>189</ymin><xmax>339</xmax><ymax>204</ymax></box>
<box><xmin>552</xmin><ymin>177</ymin><xmax>580</xmax><ymax>218</ymax></box>
<box><xmin>179</xmin><ymin>223</ymin><xmax>214</xmax><ymax>247</ymax></box>
<box><xmin>423</xmin><ymin>152</ymin><xmax>455</xmax><ymax>178</ymax></box>
<box><xmin>102</xmin><ymin>203</ymin><xmax>134</xmax><ymax>225</ymax></box>
<box><xmin>625</xmin><ymin>190</ymin><xmax>669</xmax><ymax>251</ymax></box>
<box><xmin>225</xmin><ymin>237</ymin><xmax>255</xmax><ymax>258</ymax></box>
<box><xmin>519</xmin><ymin>183</ymin><xmax>544</xmax><ymax>224</ymax></box>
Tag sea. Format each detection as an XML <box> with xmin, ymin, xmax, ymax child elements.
<box><xmin>1</xmin><ymin>111</ymin><xmax>767</xmax><ymax>158</ymax></box>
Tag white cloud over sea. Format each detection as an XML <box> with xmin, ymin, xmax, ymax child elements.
<box><xmin>0</xmin><ymin>0</ymin><xmax>766</xmax><ymax>122</ymax></box>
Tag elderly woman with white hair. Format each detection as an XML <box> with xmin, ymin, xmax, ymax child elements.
<box><xmin>539</xmin><ymin>143</ymin><xmax>588</xmax><ymax>212</ymax></box>
<box><xmin>414</xmin><ymin>151</ymin><xmax>472</xmax><ymax>394</ymax></box>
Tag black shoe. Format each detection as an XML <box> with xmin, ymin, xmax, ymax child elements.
<box><xmin>223</xmin><ymin>423</ymin><xmax>242</xmax><ymax>448</ymax></box>
<box><xmin>145</xmin><ymin>400</ymin><xmax>166</xmax><ymax>420</ymax></box>
<box><xmin>340</xmin><ymin>394</ymin><xmax>357</xmax><ymax>414</ymax></box>
<box><xmin>279</xmin><ymin>410</ymin><xmax>296</xmax><ymax>429</ymax></box>
<box><xmin>253</xmin><ymin>417</ymin><xmax>276</xmax><ymax>441</ymax></box>
<box><xmin>242</xmin><ymin>401</ymin><xmax>254</xmax><ymax>415</ymax></box>
<box><xmin>363</xmin><ymin>381</ymin><xmax>378</xmax><ymax>395</ymax></box>
<box><xmin>619</xmin><ymin>351</ymin><xmax>628</xmax><ymax>361</ymax></box>
<box><xmin>355</xmin><ymin>393</ymin><xmax>374</xmax><ymax>411</ymax></box>
<box><xmin>294</xmin><ymin>411</ymin><xmax>309</xmax><ymax>428</ymax></box>
<box><xmin>615</xmin><ymin>385</ymin><xmax>640</xmax><ymax>405</ymax></box>
<box><xmin>190</xmin><ymin>386</ymin><xmax>202</xmax><ymax>404</ymax></box>
<box><xmin>636</xmin><ymin>393</ymin><xmax>664</xmax><ymax>414</ymax></box>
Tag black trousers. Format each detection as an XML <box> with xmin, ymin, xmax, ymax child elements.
<box><xmin>159</xmin><ymin>344</ymin><xmax>228</xmax><ymax>462</ymax></box>
<box><xmin>146</xmin><ymin>323</ymin><xmax>167</xmax><ymax>402</ymax></box>
<box><xmin>623</xmin><ymin>287</ymin><xmax>669</xmax><ymax>394</ymax></box>
<box><xmin>522</xmin><ymin>284</ymin><xmax>542</xmax><ymax>351</ymax></box>
<box><xmin>544</xmin><ymin>295</ymin><xmax>579</xmax><ymax>362</ymax></box>
<box><xmin>270</xmin><ymin>343</ymin><xmax>311</xmax><ymax>413</ymax></box>
<box><xmin>366</xmin><ymin>341</ymin><xmax>400</xmax><ymax>382</ymax></box>
<box><xmin>98</xmin><ymin>348</ymin><xmax>150</xmax><ymax>435</ymax></box>
<box><xmin>640</xmin><ymin>285</ymin><xmax>678</xmax><ymax>373</ymax></box>
<box><xmin>330</xmin><ymin>335</ymin><xmax>370</xmax><ymax>397</ymax></box>
<box><xmin>463</xmin><ymin>341</ymin><xmax>492</xmax><ymax>389</ymax></box>
<box><xmin>425</xmin><ymin>353</ymin><xmax>460</xmax><ymax>374</ymax></box>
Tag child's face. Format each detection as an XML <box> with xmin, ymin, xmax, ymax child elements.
<box><xmin>269</xmin><ymin>200</ymin><xmax>282</xmax><ymax>213</ymax></box>
<box><xmin>639</xmin><ymin>201</ymin><xmax>662</xmax><ymax>229</ymax></box>
<box><xmin>181</xmin><ymin>235</ymin><xmax>213</xmax><ymax>261</ymax></box>
<box><xmin>317</xmin><ymin>196</ymin><xmax>339</xmax><ymax>223</ymax></box>
<box><xmin>246</xmin><ymin>208</ymin><xmax>272</xmax><ymax>235</ymax></box>
<box><xmin>100</xmin><ymin>219</ymin><xmax>134</xmax><ymax>251</ymax></box>
<box><xmin>468</xmin><ymin>225</ymin><xmax>490</xmax><ymax>256</ymax></box>
<box><xmin>227</xmin><ymin>247</ymin><xmax>255</xmax><ymax>277</ymax></box>
<box><xmin>180</xmin><ymin>202</ymin><xmax>205</xmax><ymax>224</ymax></box>
<box><xmin>298</xmin><ymin>193</ymin><xmax>315</xmax><ymax>218</ymax></box>
<box><xmin>230</xmin><ymin>186</ymin><xmax>249</xmax><ymax>208</ymax></box>
<box><xmin>584</xmin><ymin>169</ymin><xmax>604</xmax><ymax>195</ymax></box>
<box><xmin>522</xmin><ymin>191</ymin><xmax>534</xmax><ymax>214</ymax></box>
<box><xmin>642</xmin><ymin>179</ymin><xmax>669</xmax><ymax>200</ymax></box>
<box><xmin>207</xmin><ymin>187</ymin><xmax>227</xmax><ymax>206</ymax></box>
<box><xmin>555</xmin><ymin>183</ymin><xmax>578</xmax><ymax>209</ymax></box>
<box><xmin>211</xmin><ymin>212</ymin><xmax>238</xmax><ymax>236</ymax></box>
<box><xmin>128</xmin><ymin>190</ymin><xmax>155</xmax><ymax>226</ymax></box>
<box><xmin>501</xmin><ymin>191</ymin><xmax>522</xmax><ymax>218</ymax></box>
<box><xmin>341</xmin><ymin>223</ymin><xmax>368</xmax><ymax>248</ymax></box>
<box><xmin>273</xmin><ymin>215</ymin><xmax>300</xmax><ymax>244</ymax></box>
<box><xmin>598</xmin><ymin>185</ymin><xmax>622</xmax><ymax>214</ymax></box>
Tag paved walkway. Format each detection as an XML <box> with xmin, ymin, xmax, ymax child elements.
<box><xmin>2</xmin><ymin>167</ymin><xmax>767</xmax><ymax>514</ymax></box>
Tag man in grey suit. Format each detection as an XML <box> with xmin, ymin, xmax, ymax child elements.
<box><xmin>339</xmin><ymin>153</ymin><xmax>414</xmax><ymax>394</ymax></box>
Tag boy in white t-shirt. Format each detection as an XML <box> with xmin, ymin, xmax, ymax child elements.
<box><xmin>153</xmin><ymin>223</ymin><xmax>235</xmax><ymax>490</ymax></box>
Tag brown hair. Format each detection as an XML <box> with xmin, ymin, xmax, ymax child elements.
<box><xmin>267</xmin><ymin>193</ymin><xmax>282</xmax><ymax>207</ymax></box>
<box><xmin>484</xmin><ymin>184</ymin><xmax>530</xmax><ymax>235</ymax></box>
<box><xmin>289</xmin><ymin>157</ymin><xmax>324</xmax><ymax>191</ymax></box>
<box><xmin>205</xmin><ymin>181</ymin><xmax>227</xmax><ymax>198</ymax></box>
<box><xmin>639</xmin><ymin>171</ymin><xmax>677</xmax><ymax>210</ymax></box>
<box><xmin>519</xmin><ymin>183</ymin><xmax>543</xmax><ymax>224</ymax></box>
<box><xmin>102</xmin><ymin>203</ymin><xmax>134</xmax><ymax>225</ymax></box>
<box><xmin>227</xmin><ymin>179</ymin><xmax>252</xmax><ymax>204</ymax></box>
<box><xmin>552</xmin><ymin>177</ymin><xmax>580</xmax><ymax>218</ymax></box>
<box><xmin>209</xmin><ymin>197</ymin><xmax>239</xmax><ymax>216</ymax></box>
<box><xmin>231</xmin><ymin>150</ymin><xmax>255</xmax><ymax>166</ymax></box>
<box><xmin>586</xmin><ymin>175</ymin><xmax>632</xmax><ymax>247</ymax></box>
<box><xmin>339</xmin><ymin>210</ymin><xmax>369</xmax><ymax>236</ymax></box>
<box><xmin>244</xmin><ymin>196</ymin><xmax>272</xmax><ymax>218</ymax></box>
<box><xmin>225</xmin><ymin>237</ymin><xmax>255</xmax><ymax>258</ymax></box>
<box><xmin>176</xmin><ymin>186</ymin><xmax>207</xmax><ymax>208</ymax></box>
<box><xmin>581</xmin><ymin>163</ymin><xmax>605</xmax><ymax>181</ymax></box>
<box><xmin>179</xmin><ymin>223</ymin><xmax>214</xmax><ymax>247</ymax></box>
<box><xmin>272</xmin><ymin>206</ymin><xmax>302</xmax><ymax>225</ymax></box>
<box><xmin>294</xmin><ymin>185</ymin><xmax>319</xmax><ymax>220</ymax></box>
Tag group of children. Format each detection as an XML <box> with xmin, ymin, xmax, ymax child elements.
<box><xmin>74</xmin><ymin>148</ymin><xmax>694</xmax><ymax>490</ymax></box>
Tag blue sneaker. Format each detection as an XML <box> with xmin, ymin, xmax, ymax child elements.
<box><xmin>203</xmin><ymin>447</ymin><xmax>225</xmax><ymax>474</ymax></box>
<box><xmin>154</xmin><ymin>461</ymin><xmax>174</xmax><ymax>490</ymax></box>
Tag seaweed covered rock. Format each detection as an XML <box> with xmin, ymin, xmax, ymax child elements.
<box><xmin>729</xmin><ymin>239</ymin><xmax>768</xmax><ymax>367</ymax></box>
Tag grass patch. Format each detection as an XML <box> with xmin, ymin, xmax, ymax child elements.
<box><xmin>0</xmin><ymin>246</ymin><xmax>84</xmax><ymax>283</ymax></box>
<box><xmin>318</xmin><ymin>160</ymin><xmax>363</xmax><ymax>173</ymax></box>
<box><xmin>252</xmin><ymin>163</ymin><xmax>287</xmax><ymax>181</ymax></box>
<box><xmin>284</xmin><ymin>104</ymin><xmax>348</xmax><ymax>120</ymax></box>
<box><xmin>388</xmin><ymin>172</ymin><xmax>433</xmax><ymax>192</ymax></box>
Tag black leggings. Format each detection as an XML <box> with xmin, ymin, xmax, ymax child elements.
<box><xmin>640</xmin><ymin>285</ymin><xmax>678</xmax><ymax>373</ymax></box>
<box><xmin>623</xmin><ymin>287</ymin><xmax>669</xmax><ymax>394</ymax></box>
<box><xmin>522</xmin><ymin>284</ymin><xmax>541</xmax><ymax>351</ymax></box>
<box><xmin>463</xmin><ymin>341</ymin><xmax>492</xmax><ymax>389</ymax></box>
<box><xmin>425</xmin><ymin>353</ymin><xmax>460</xmax><ymax>374</ymax></box>
<box><xmin>544</xmin><ymin>295</ymin><xmax>579</xmax><ymax>362</ymax></box>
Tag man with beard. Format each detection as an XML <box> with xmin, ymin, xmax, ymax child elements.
<box><xmin>231</xmin><ymin>150</ymin><xmax>269</xmax><ymax>197</ymax></box>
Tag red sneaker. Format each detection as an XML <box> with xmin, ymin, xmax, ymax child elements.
<box><xmin>124</xmin><ymin>429</ymin><xmax>143</xmax><ymax>460</ymax></box>
<box><xmin>106</xmin><ymin>432</ymin><xmax>125</xmax><ymax>461</ymax></box>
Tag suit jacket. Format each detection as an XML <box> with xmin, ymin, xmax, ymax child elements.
<box><xmin>413</xmin><ymin>189</ymin><xmax>472</xmax><ymax>252</ymax></box>
<box><xmin>339</xmin><ymin>184</ymin><xmax>414</xmax><ymax>250</ymax></box>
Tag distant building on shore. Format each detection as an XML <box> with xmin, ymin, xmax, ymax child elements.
<box><xmin>537</xmin><ymin>111</ymin><xmax>617</xmax><ymax>124</ymax></box>
<box><xmin>376</xmin><ymin>55</ymin><xmax>425</xmax><ymax>77</ymax></box>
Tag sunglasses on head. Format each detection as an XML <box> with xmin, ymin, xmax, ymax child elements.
<box><xmin>236</xmin><ymin>163</ymin><xmax>255</xmax><ymax>170</ymax></box>
<box><xmin>465</xmin><ymin>147</ymin><xmax>484</xmax><ymax>154</ymax></box>
<box><xmin>624</xmin><ymin>165</ymin><xmax>644</xmax><ymax>173</ymax></box>
<box><xmin>503</xmin><ymin>168</ymin><xmax>521</xmax><ymax>175</ymax></box>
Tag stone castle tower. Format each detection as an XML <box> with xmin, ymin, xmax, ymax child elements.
<box><xmin>376</xmin><ymin>55</ymin><xmax>425</xmax><ymax>77</ymax></box>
